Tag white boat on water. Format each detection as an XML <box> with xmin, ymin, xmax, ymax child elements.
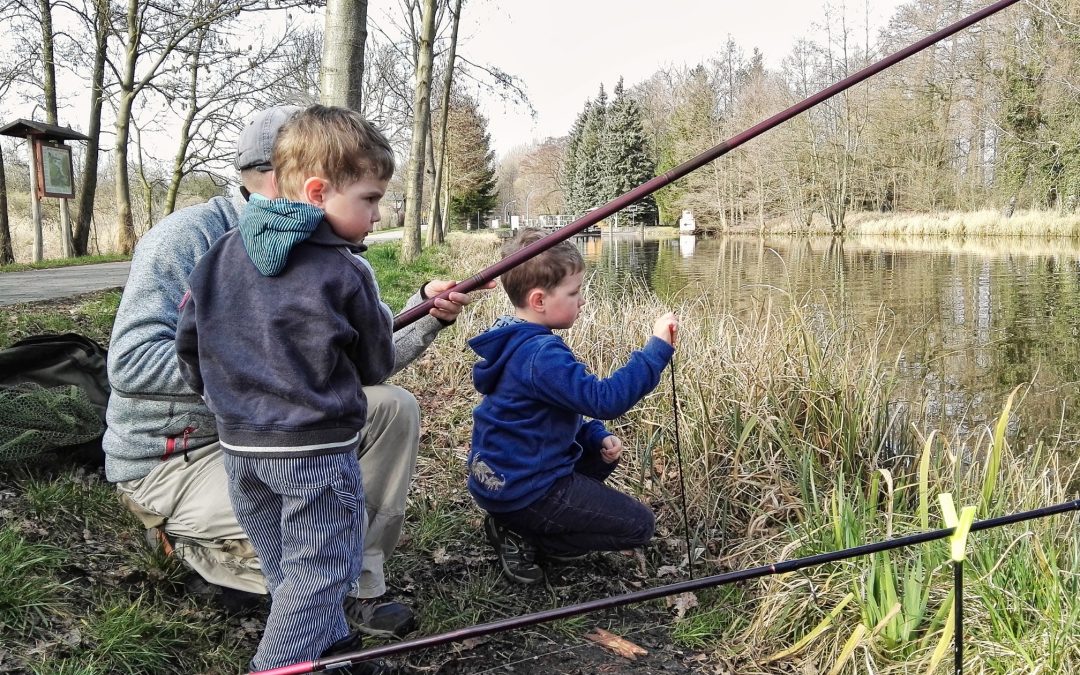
<box><xmin>678</xmin><ymin>209</ymin><xmax>696</xmax><ymax>233</ymax></box>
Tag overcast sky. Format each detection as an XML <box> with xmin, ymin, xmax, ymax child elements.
<box><xmin>389</xmin><ymin>0</ymin><xmax>910</xmax><ymax>156</ymax></box>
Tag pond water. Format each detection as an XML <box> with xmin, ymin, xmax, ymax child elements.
<box><xmin>577</xmin><ymin>231</ymin><xmax>1080</xmax><ymax>447</ymax></box>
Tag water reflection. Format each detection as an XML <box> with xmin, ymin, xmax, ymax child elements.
<box><xmin>580</xmin><ymin>232</ymin><xmax>1080</xmax><ymax>445</ymax></box>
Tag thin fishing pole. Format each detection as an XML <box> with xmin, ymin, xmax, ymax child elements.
<box><xmin>393</xmin><ymin>0</ymin><xmax>1024</xmax><ymax>332</ymax></box>
<box><xmin>669</xmin><ymin>359</ymin><xmax>693</xmax><ymax>580</ymax></box>
<box><xmin>251</xmin><ymin>497</ymin><xmax>1080</xmax><ymax>673</ymax></box>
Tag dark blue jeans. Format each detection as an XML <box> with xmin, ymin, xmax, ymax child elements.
<box><xmin>493</xmin><ymin>455</ymin><xmax>655</xmax><ymax>556</ymax></box>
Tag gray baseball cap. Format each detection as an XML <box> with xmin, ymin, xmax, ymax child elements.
<box><xmin>234</xmin><ymin>105</ymin><xmax>303</xmax><ymax>172</ymax></box>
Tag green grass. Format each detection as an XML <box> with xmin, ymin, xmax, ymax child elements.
<box><xmin>670</xmin><ymin>586</ymin><xmax>750</xmax><ymax>649</ymax></box>
<box><xmin>21</xmin><ymin>474</ymin><xmax>127</xmax><ymax>526</ymax></box>
<box><xmin>366</xmin><ymin>241</ymin><xmax>452</xmax><ymax>312</ymax></box>
<box><xmin>0</xmin><ymin>289</ymin><xmax>121</xmax><ymax>350</ymax></box>
<box><xmin>78</xmin><ymin>594</ymin><xmax>197</xmax><ymax>674</ymax></box>
<box><xmin>0</xmin><ymin>525</ymin><xmax>70</xmax><ymax>630</ymax></box>
<box><xmin>0</xmin><ymin>254</ymin><xmax>130</xmax><ymax>274</ymax></box>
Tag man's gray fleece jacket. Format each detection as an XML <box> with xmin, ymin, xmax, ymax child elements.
<box><xmin>103</xmin><ymin>195</ymin><xmax>448</xmax><ymax>483</ymax></box>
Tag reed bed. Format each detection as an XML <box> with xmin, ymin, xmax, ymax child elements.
<box><xmin>406</xmin><ymin>232</ymin><xmax>1080</xmax><ymax>673</ymax></box>
<box><xmin>847</xmin><ymin>209</ymin><xmax>1080</xmax><ymax>238</ymax></box>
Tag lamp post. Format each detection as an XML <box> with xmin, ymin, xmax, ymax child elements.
<box><xmin>503</xmin><ymin>199</ymin><xmax>516</xmax><ymax>228</ymax></box>
<box><xmin>524</xmin><ymin>188</ymin><xmax>540</xmax><ymax>228</ymax></box>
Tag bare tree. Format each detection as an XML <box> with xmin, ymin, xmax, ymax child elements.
<box><xmin>69</xmin><ymin>0</ymin><xmax>112</xmax><ymax>256</ymax></box>
<box><xmin>109</xmin><ymin>0</ymin><xmax>313</xmax><ymax>254</ymax></box>
<box><xmin>400</xmin><ymin>0</ymin><xmax>436</xmax><ymax>262</ymax></box>
<box><xmin>160</xmin><ymin>22</ymin><xmax>301</xmax><ymax>214</ymax></box>
<box><xmin>426</xmin><ymin>0</ymin><xmax>462</xmax><ymax>245</ymax></box>
<box><xmin>0</xmin><ymin>58</ymin><xmax>28</xmax><ymax>263</ymax></box>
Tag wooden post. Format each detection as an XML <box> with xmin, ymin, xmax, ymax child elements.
<box><xmin>28</xmin><ymin>136</ymin><xmax>43</xmax><ymax>262</ymax></box>
<box><xmin>60</xmin><ymin>199</ymin><xmax>74</xmax><ymax>257</ymax></box>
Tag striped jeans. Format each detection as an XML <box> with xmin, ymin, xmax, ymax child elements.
<box><xmin>223</xmin><ymin>451</ymin><xmax>365</xmax><ymax>671</ymax></box>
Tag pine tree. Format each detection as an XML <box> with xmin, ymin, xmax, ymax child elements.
<box><xmin>561</xmin><ymin>102</ymin><xmax>590</xmax><ymax>216</ymax></box>
<box><xmin>599</xmin><ymin>77</ymin><xmax>657</xmax><ymax>224</ymax></box>
<box><xmin>571</xmin><ymin>84</ymin><xmax>608</xmax><ymax>214</ymax></box>
<box><xmin>443</xmin><ymin>91</ymin><xmax>499</xmax><ymax>228</ymax></box>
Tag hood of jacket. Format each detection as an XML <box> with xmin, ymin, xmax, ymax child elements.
<box><xmin>468</xmin><ymin>320</ymin><xmax>554</xmax><ymax>396</ymax></box>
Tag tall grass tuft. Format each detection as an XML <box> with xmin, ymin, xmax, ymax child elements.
<box><xmin>0</xmin><ymin>526</ymin><xmax>69</xmax><ymax>630</ymax></box>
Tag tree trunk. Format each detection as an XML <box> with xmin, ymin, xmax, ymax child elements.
<box><xmin>114</xmin><ymin>0</ymin><xmax>140</xmax><ymax>255</ymax></box>
<box><xmin>320</xmin><ymin>0</ymin><xmax>368</xmax><ymax>110</ymax></box>
<box><xmin>164</xmin><ymin>28</ymin><xmax>204</xmax><ymax>215</ymax></box>
<box><xmin>425</xmin><ymin>127</ymin><xmax>441</xmax><ymax>245</ymax></box>
<box><xmin>115</xmin><ymin>91</ymin><xmax>137</xmax><ymax>254</ymax></box>
<box><xmin>0</xmin><ymin>143</ymin><xmax>12</xmax><ymax>264</ymax></box>
<box><xmin>427</xmin><ymin>140</ymin><xmax>446</xmax><ymax>243</ymax></box>
<box><xmin>74</xmin><ymin>0</ymin><xmax>108</xmax><ymax>256</ymax></box>
<box><xmin>426</xmin><ymin>0</ymin><xmax>462</xmax><ymax>246</ymax></box>
<box><xmin>401</xmin><ymin>0</ymin><xmax>437</xmax><ymax>263</ymax></box>
<box><xmin>38</xmin><ymin>0</ymin><xmax>57</xmax><ymax>124</ymax></box>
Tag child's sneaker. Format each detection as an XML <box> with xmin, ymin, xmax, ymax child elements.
<box><xmin>484</xmin><ymin>515</ymin><xmax>544</xmax><ymax>585</ymax></box>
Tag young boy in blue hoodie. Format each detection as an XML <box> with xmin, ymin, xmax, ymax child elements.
<box><xmin>176</xmin><ymin>105</ymin><xmax>394</xmax><ymax>673</ymax></box>
<box><xmin>468</xmin><ymin>228</ymin><xmax>678</xmax><ymax>584</ymax></box>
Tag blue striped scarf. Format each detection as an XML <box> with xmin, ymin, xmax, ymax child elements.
<box><xmin>238</xmin><ymin>197</ymin><xmax>325</xmax><ymax>276</ymax></box>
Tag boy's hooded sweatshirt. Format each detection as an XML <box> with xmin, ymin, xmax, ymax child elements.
<box><xmin>468</xmin><ymin>321</ymin><xmax>674</xmax><ymax>512</ymax></box>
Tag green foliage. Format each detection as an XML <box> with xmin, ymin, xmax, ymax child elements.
<box><xmin>442</xmin><ymin>90</ymin><xmax>499</xmax><ymax>229</ymax></box>
<box><xmin>670</xmin><ymin>586</ymin><xmax>748</xmax><ymax>649</ymax></box>
<box><xmin>563</xmin><ymin>79</ymin><xmax>658</xmax><ymax>221</ymax></box>
<box><xmin>569</xmin><ymin>84</ymin><xmax>608</xmax><ymax>214</ymax></box>
<box><xmin>21</xmin><ymin>474</ymin><xmax>131</xmax><ymax>534</ymax></box>
<box><xmin>599</xmin><ymin>78</ymin><xmax>658</xmax><ymax>224</ymax></box>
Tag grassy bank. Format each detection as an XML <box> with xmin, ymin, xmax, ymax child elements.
<box><xmin>0</xmin><ymin>254</ymin><xmax>131</xmax><ymax>274</ymax></box>
<box><xmin>2</xmin><ymin>233</ymin><xmax>1078</xmax><ymax>673</ymax></box>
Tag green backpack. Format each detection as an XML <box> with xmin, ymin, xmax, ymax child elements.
<box><xmin>0</xmin><ymin>333</ymin><xmax>109</xmax><ymax>463</ymax></box>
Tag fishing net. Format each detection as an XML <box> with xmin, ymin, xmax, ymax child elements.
<box><xmin>0</xmin><ymin>383</ymin><xmax>104</xmax><ymax>463</ymax></box>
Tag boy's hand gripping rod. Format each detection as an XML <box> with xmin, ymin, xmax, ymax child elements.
<box><xmin>394</xmin><ymin>0</ymin><xmax>1023</xmax><ymax>333</ymax></box>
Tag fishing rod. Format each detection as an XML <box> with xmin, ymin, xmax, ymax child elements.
<box><xmin>251</xmin><ymin>497</ymin><xmax>1080</xmax><ymax>673</ymax></box>
<box><xmin>393</xmin><ymin>0</ymin><xmax>1023</xmax><ymax>332</ymax></box>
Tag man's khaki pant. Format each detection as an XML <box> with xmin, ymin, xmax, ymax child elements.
<box><xmin>117</xmin><ymin>384</ymin><xmax>419</xmax><ymax>599</ymax></box>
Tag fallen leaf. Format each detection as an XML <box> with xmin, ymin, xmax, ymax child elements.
<box><xmin>666</xmin><ymin>591</ymin><xmax>699</xmax><ymax>621</ymax></box>
<box><xmin>432</xmin><ymin>547</ymin><xmax>451</xmax><ymax>564</ymax></box>
<box><xmin>459</xmin><ymin>636</ymin><xmax>490</xmax><ymax>651</ymax></box>
<box><xmin>656</xmin><ymin>565</ymin><xmax>681</xmax><ymax>578</ymax></box>
<box><xmin>585</xmin><ymin>628</ymin><xmax>649</xmax><ymax>661</ymax></box>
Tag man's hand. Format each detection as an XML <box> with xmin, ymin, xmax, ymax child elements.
<box><xmin>422</xmin><ymin>279</ymin><xmax>496</xmax><ymax>323</ymax></box>
<box><xmin>600</xmin><ymin>435</ymin><xmax>624</xmax><ymax>464</ymax></box>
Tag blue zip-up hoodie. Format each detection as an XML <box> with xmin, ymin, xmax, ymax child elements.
<box><xmin>467</xmin><ymin>320</ymin><xmax>674</xmax><ymax>512</ymax></box>
<box><xmin>175</xmin><ymin>218</ymin><xmax>394</xmax><ymax>457</ymax></box>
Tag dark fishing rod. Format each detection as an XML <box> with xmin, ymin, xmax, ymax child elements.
<box><xmin>394</xmin><ymin>0</ymin><xmax>1023</xmax><ymax>332</ymax></box>
<box><xmin>251</xmin><ymin>497</ymin><xmax>1080</xmax><ymax>674</ymax></box>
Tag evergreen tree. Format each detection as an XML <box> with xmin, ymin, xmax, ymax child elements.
<box><xmin>599</xmin><ymin>77</ymin><xmax>657</xmax><ymax>224</ymax></box>
<box><xmin>571</xmin><ymin>84</ymin><xmax>608</xmax><ymax>213</ymax></box>
<box><xmin>443</xmin><ymin>91</ymin><xmax>499</xmax><ymax>228</ymax></box>
<box><xmin>561</xmin><ymin>102</ymin><xmax>590</xmax><ymax>216</ymax></box>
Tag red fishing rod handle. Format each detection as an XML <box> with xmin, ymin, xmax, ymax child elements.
<box><xmin>393</xmin><ymin>0</ymin><xmax>1023</xmax><ymax>333</ymax></box>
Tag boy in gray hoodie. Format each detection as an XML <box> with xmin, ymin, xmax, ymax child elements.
<box><xmin>176</xmin><ymin>106</ymin><xmax>397</xmax><ymax>671</ymax></box>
